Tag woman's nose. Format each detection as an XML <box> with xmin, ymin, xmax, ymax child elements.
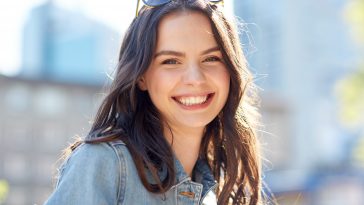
<box><xmin>182</xmin><ymin>63</ymin><xmax>207</xmax><ymax>86</ymax></box>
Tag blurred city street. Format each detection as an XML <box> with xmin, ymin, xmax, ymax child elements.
<box><xmin>0</xmin><ymin>0</ymin><xmax>363</xmax><ymax>204</ymax></box>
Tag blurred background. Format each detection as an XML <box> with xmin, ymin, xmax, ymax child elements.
<box><xmin>0</xmin><ymin>0</ymin><xmax>363</xmax><ymax>204</ymax></box>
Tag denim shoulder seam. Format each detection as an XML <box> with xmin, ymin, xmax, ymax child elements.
<box><xmin>107</xmin><ymin>141</ymin><xmax>127</xmax><ymax>205</ymax></box>
<box><xmin>109</xmin><ymin>139</ymin><xmax>126</xmax><ymax>146</ymax></box>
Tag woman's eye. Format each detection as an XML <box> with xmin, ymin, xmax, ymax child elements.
<box><xmin>162</xmin><ymin>59</ymin><xmax>179</xmax><ymax>65</ymax></box>
<box><xmin>204</xmin><ymin>56</ymin><xmax>221</xmax><ymax>62</ymax></box>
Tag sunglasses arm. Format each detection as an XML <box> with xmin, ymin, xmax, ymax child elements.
<box><xmin>135</xmin><ymin>0</ymin><xmax>140</xmax><ymax>17</ymax></box>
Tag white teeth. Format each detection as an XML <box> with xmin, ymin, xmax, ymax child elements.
<box><xmin>176</xmin><ymin>95</ymin><xmax>208</xmax><ymax>106</ymax></box>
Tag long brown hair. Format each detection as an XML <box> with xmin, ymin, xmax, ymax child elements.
<box><xmin>67</xmin><ymin>0</ymin><xmax>263</xmax><ymax>204</ymax></box>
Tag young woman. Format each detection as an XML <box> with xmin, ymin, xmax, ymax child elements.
<box><xmin>45</xmin><ymin>0</ymin><xmax>263</xmax><ymax>204</ymax></box>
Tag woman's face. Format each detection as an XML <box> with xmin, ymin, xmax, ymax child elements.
<box><xmin>139</xmin><ymin>11</ymin><xmax>230</xmax><ymax>131</ymax></box>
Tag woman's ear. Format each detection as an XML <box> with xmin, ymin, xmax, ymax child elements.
<box><xmin>138</xmin><ymin>77</ymin><xmax>148</xmax><ymax>91</ymax></box>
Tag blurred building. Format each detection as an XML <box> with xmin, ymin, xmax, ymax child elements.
<box><xmin>0</xmin><ymin>1</ymin><xmax>118</xmax><ymax>204</ymax></box>
<box><xmin>21</xmin><ymin>1</ymin><xmax>120</xmax><ymax>85</ymax></box>
<box><xmin>0</xmin><ymin>75</ymin><xmax>103</xmax><ymax>204</ymax></box>
<box><xmin>234</xmin><ymin>0</ymin><xmax>364</xmax><ymax>204</ymax></box>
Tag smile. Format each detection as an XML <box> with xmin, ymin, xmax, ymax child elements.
<box><xmin>172</xmin><ymin>93</ymin><xmax>214</xmax><ymax>107</ymax></box>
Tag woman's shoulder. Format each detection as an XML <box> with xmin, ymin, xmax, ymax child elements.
<box><xmin>67</xmin><ymin>139</ymin><xmax>128</xmax><ymax>166</ymax></box>
<box><xmin>54</xmin><ymin>138</ymin><xmax>130</xmax><ymax>181</ymax></box>
<box><xmin>58</xmin><ymin>140</ymin><xmax>126</xmax><ymax>175</ymax></box>
<box><xmin>45</xmin><ymin>139</ymin><xmax>129</xmax><ymax>204</ymax></box>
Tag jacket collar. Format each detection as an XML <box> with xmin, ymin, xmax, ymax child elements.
<box><xmin>174</xmin><ymin>156</ymin><xmax>218</xmax><ymax>197</ymax></box>
<box><xmin>145</xmin><ymin>155</ymin><xmax>217</xmax><ymax>196</ymax></box>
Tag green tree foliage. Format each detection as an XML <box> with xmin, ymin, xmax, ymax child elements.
<box><xmin>339</xmin><ymin>0</ymin><xmax>364</xmax><ymax>167</ymax></box>
<box><xmin>0</xmin><ymin>180</ymin><xmax>8</xmax><ymax>204</ymax></box>
<box><xmin>346</xmin><ymin>0</ymin><xmax>364</xmax><ymax>43</ymax></box>
<box><xmin>336</xmin><ymin>67</ymin><xmax>364</xmax><ymax>127</ymax></box>
<box><xmin>338</xmin><ymin>0</ymin><xmax>364</xmax><ymax>127</ymax></box>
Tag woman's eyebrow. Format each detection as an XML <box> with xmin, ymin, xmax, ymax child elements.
<box><xmin>154</xmin><ymin>46</ymin><xmax>220</xmax><ymax>58</ymax></box>
<box><xmin>154</xmin><ymin>50</ymin><xmax>185</xmax><ymax>58</ymax></box>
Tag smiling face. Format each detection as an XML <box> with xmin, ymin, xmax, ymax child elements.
<box><xmin>138</xmin><ymin>11</ymin><xmax>230</xmax><ymax>133</ymax></box>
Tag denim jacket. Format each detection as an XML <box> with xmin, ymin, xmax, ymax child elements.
<box><xmin>44</xmin><ymin>140</ymin><xmax>218</xmax><ymax>205</ymax></box>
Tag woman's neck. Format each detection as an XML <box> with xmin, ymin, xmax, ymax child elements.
<box><xmin>164</xmin><ymin>124</ymin><xmax>204</xmax><ymax>177</ymax></box>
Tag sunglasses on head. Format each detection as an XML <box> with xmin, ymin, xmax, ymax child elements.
<box><xmin>135</xmin><ymin>0</ymin><xmax>224</xmax><ymax>17</ymax></box>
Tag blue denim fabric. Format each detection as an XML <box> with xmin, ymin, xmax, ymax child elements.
<box><xmin>44</xmin><ymin>140</ymin><xmax>218</xmax><ymax>205</ymax></box>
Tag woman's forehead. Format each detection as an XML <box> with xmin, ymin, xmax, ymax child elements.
<box><xmin>156</xmin><ymin>11</ymin><xmax>217</xmax><ymax>51</ymax></box>
<box><xmin>158</xmin><ymin>10</ymin><xmax>211</xmax><ymax>32</ymax></box>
